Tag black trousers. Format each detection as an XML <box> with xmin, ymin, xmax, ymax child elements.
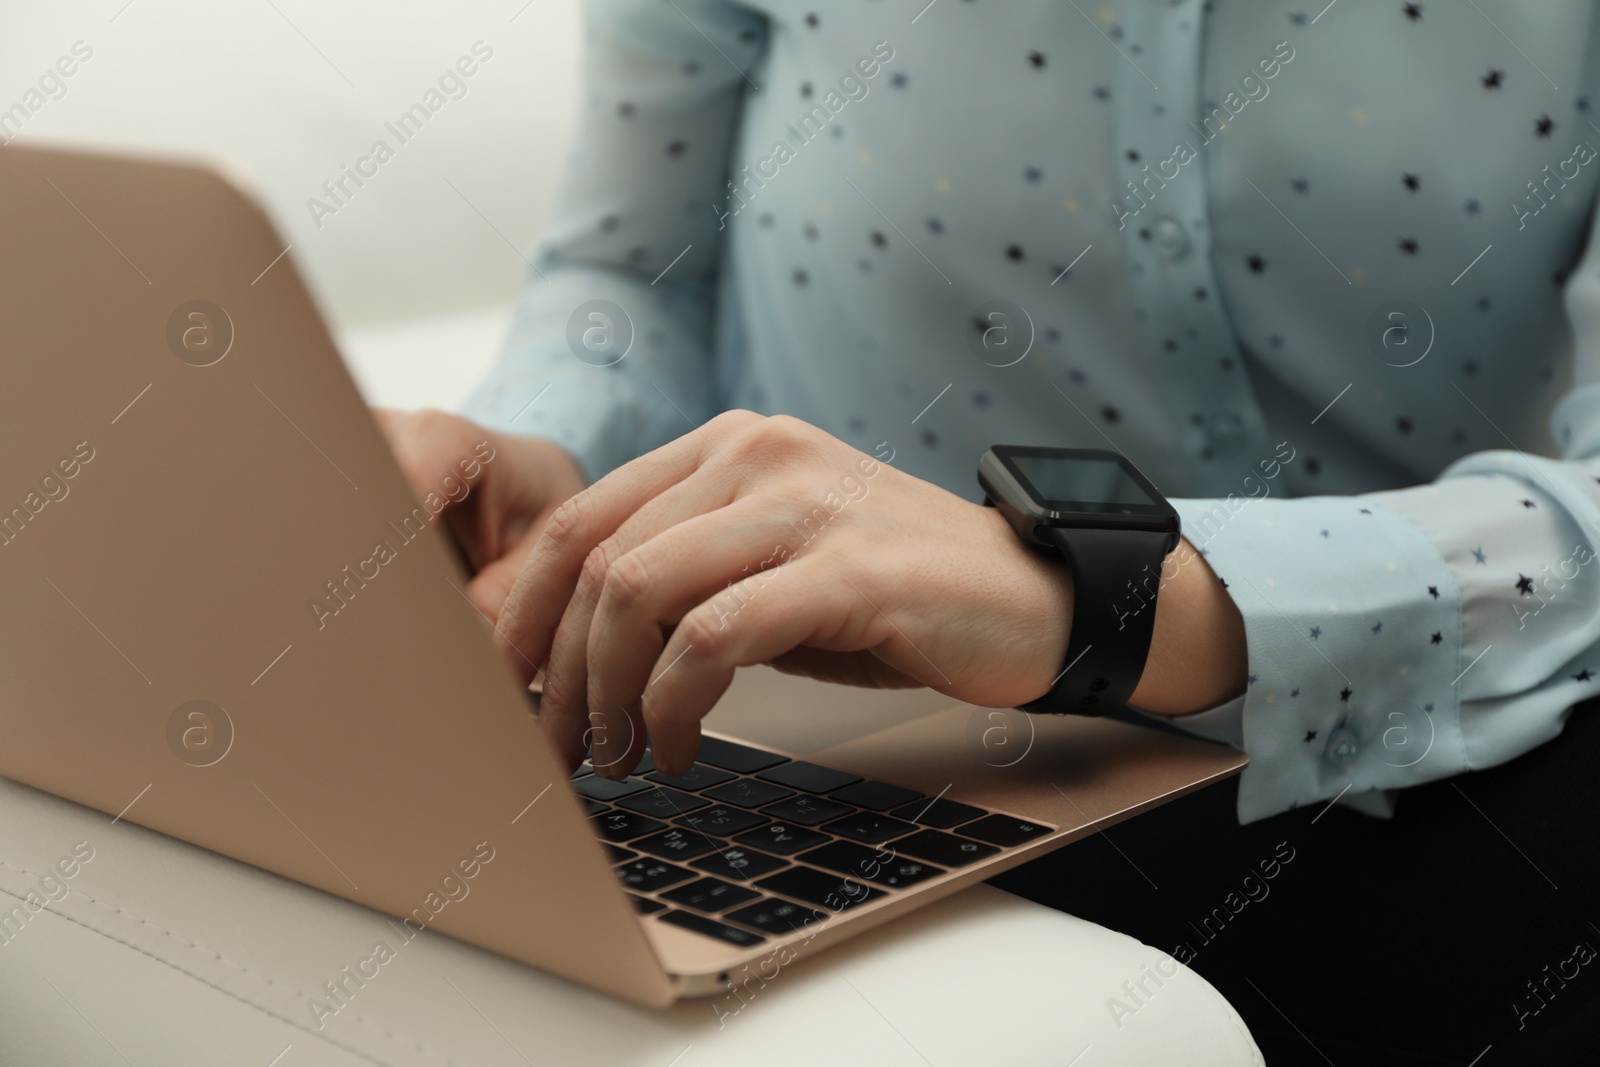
<box><xmin>988</xmin><ymin>701</ymin><xmax>1600</xmax><ymax>1067</ymax></box>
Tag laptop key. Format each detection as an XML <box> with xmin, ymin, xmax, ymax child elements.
<box><xmin>575</xmin><ymin>775</ymin><xmax>652</xmax><ymax>801</ymax></box>
<box><xmin>588</xmin><ymin>750</ymin><xmax>655</xmax><ymax>775</ymax></box>
<box><xmin>690</xmin><ymin>846</ymin><xmax>788</xmax><ymax>881</ymax></box>
<box><xmin>822</xmin><ymin>811</ymin><xmax>918</xmax><ymax>845</ymax></box>
<box><xmin>645</xmin><ymin>763</ymin><xmax>736</xmax><ymax>791</ymax></box>
<box><xmin>725</xmin><ymin>897</ymin><xmax>829</xmax><ymax>935</ymax></box>
<box><xmin>616</xmin><ymin>858</ymin><xmax>696</xmax><ymax>892</ymax></box>
<box><xmin>756</xmin><ymin>761</ymin><xmax>862</xmax><ymax>794</ymax></box>
<box><xmin>755</xmin><ymin>867</ymin><xmax>884</xmax><ymax>911</ymax></box>
<box><xmin>891</xmin><ymin>828</ymin><xmax>1000</xmax><ymax>868</ymax></box>
<box><xmin>571</xmin><ymin>763</ymin><xmax>593</xmax><ymax>780</ymax></box>
<box><xmin>658</xmin><ymin>909</ymin><xmax>767</xmax><ymax>946</ymax></box>
<box><xmin>958</xmin><ymin>815</ymin><xmax>1055</xmax><ymax>847</ymax></box>
<box><xmin>703</xmin><ymin>778</ymin><xmax>794</xmax><ymax>809</ymax></box>
<box><xmin>629</xmin><ymin>893</ymin><xmax>667</xmax><ymax>915</ymax></box>
<box><xmin>617</xmin><ymin>786</ymin><xmax>711</xmax><ymax>818</ymax></box>
<box><xmin>633</xmin><ymin>829</ymin><xmax>726</xmax><ymax>862</ymax></box>
<box><xmin>660</xmin><ymin>876</ymin><xmax>761</xmax><ymax>913</ymax></box>
<box><xmin>695</xmin><ymin>736</ymin><xmax>790</xmax><ymax>773</ymax></box>
<box><xmin>675</xmin><ymin>805</ymin><xmax>768</xmax><ymax>837</ymax></box>
<box><xmin>592</xmin><ymin>810</ymin><xmax>667</xmax><ymax>843</ymax></box>
<box><xmin>798</xmin><ymin>840</ymin><xmax>946</xmax><ymax>889</ymax></box>
<box><xmin>605</xmin><ymin>844</ymin><xmax>638</xmax><ymax>864</ymax></box>
<box><xmin>582</xmin><ymin>798</ymin><xmax>607</xmax><ymax>816</ymax></box>
<box><xmin>758</xmin><ymin>794</ymin><xmax>853</xmax><ymax>827</ymax></box>
<box><xmin>890</xmin><ymin>797</ymin><xmax>987</xmax><ymax>829</ymax></box>
<box><xmin>734</xmin><ymin>823</ymin><xmax>828</xmax><ymax>855</ymax></box>
<box><xmin>828</xmin><ymin>780</ymin><xmax>924</xmax><ymax>812</ymax></box>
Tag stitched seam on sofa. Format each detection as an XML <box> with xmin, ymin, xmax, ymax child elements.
<box><xmin>0</xmin><ymin>867</ymin><xmax>462</xmax><ymax>1067</ymax></box>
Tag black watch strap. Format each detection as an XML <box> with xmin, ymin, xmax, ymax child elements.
<box><xmin>1021</xmin><ymin>525</ymin><xmax>1175</xmax><ymax>715</ymax></box>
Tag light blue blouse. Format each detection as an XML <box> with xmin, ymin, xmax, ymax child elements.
<box><xmin>462</xmin><ymin>0</ymin><xmax>1600</xmax><ymax>823</ymax></box>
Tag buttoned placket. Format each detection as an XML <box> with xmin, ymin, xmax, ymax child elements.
<box><xmin>1113</xmin><ymin>0</ymin><xmax>1272</xmax><ymax>481</ymax></box>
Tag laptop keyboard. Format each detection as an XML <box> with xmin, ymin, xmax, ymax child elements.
<box><xmin>571</xmin><ymin>736</ymin><xmax>1054</xmax><ymax>948</ymax></box>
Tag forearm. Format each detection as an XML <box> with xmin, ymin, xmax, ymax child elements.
<box><xmin>1127</xmin><ymin>538</ymin><xmax>1248</xmax><ymax>715</ymax></box>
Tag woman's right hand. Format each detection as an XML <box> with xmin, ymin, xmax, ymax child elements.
<box><xmin>372</xmin><ymin>408</ymin><xmax>588</xmax><ymax>625</ymax></box>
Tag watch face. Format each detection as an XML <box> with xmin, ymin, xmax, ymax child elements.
<box><xmin>1008</xmin><ymin>453</ymin><xmax>1154</xmax><ymax>510</ymax></box>
<box><xmin>986</xmin><ymin>446</ymin><xmax>1175</xmax><ymax>523</ymax></box>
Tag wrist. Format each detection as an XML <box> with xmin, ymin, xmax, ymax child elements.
<box><xmin>1126</xmin><ymin>538</ymin><xmax>1248</xmax><ymax>715</ymax></box>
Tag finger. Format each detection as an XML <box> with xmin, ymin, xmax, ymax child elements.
<box><xmin>465</xmin><ymin>552</ymin><xmax>524</xmax><ymax>622</ymax></box>
<box><xmin>586</xmin><ymin>498</ymin><xmax>800</xmax><ymax>770</ymax></box>
<box><xmin>464</xmin><ymin>511</ymin><xmax>554</xmax><ymax>623</ymax></box>
<box><xmin>540</xmin><ymin>466</ymin><xmax>745</xmax><ymax>775</ymax></box>
<box><xmin>493</xmin><ymin>409</ymin><xmax>760</xmax><ymax>683</ymax></box>
<box><xmin>642</xmin><ymin>563</ymin><xmax>851</xmax><ymax>774</ymax></box>
<box><xmin>376</xmin><ymin>409</ymin><xmax>493</xmax><ymax>504</ymax></box>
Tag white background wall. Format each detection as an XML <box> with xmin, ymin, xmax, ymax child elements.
<box><xmin>1</xmin><ymin>0</ymin><xmax>581</xmax><ymax>346</ymax></box>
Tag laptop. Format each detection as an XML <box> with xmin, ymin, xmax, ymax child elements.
<box><xmin>0</xmin><ymin>143</ymin><xmax>1246</xmax><ymax>1008</ymax></box>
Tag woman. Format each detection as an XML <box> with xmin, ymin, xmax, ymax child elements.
<box><xmin>381</xmin><ymin>3</ymin><xmax>1600</xmax><ymax>1061</ymax></box>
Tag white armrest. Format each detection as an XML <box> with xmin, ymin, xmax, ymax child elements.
<box><xmin>0</xmin><ymin>776</ymin><xmax>1260</xmax><ymax>1066</ymax></box>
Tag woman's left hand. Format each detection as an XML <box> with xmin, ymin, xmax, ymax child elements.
<box><xmin>492</xmin><ymin>410</ymin><xmax>1077</xmax><ymax>777</ymax></box>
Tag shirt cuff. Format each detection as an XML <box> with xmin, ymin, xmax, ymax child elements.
<box><xmin>1159</xmin><ymin>492</ymin><xmax>1464</xmax><ymax>824</ymax></box>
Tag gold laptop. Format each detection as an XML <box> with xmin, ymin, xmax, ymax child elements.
<box><xmin>0</xmin><ymin>143</ymin><xmax>1245</xmax><ymax>1007</ymax></box>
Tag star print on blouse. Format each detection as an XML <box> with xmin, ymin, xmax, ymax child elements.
<box><xmin>1304</xmin><ymin>730</ymin><xmax>1317</xmax><ymax>743</ymax></box>
<box><xmin>1516</xmin><ymin>574</ymin><xmax>1535</xmax><ymax>595</ymax></box>
<box><xmin>1576</xmin><ymin>669</ymin><xmax>1595</xmax><ymax>681</ymax></box>
<box><xmin>460</xmin><ymin>1</ymin><xmax>1600</xmax><ymax>829</ymax></box>
<box><xmin>1340</xmin><ymin>687</ymin><xmax>1353</xmax><ymax>701</ymax></box>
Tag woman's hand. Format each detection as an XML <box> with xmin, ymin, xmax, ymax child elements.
<box><xmin>373</xmin><ymin>408</ymin><xmax>588</xmax><ymax>623</ymax></box>
<box><xmin>492</xmin><ymin>411</ymin><xmax>1080</xmax><ymax>777</ymax></box>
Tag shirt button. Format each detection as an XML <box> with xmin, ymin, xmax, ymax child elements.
<box><xmin>1153</xmin><ymin>218</ymin><xmax>1190</xmax><ymax>261</ymax></box>
<box><xmin>1205</xmin><ymin>412</ymin><xmax>1245</xmax><ymax>449</ymax></box>
<box><xmin>1325</xmin><ymin>728</ymin><xmax>1360</xmax><ymax>768</ymax></box>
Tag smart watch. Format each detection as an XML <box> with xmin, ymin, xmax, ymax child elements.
<box><xmin>978</xmin><ymin>446</ymin><xmax>1180</xmax><ymax>716</ymax></box>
